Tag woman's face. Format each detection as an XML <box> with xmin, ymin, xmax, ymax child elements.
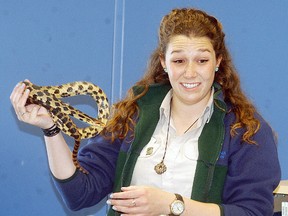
<box><xmin>160</xmin><ymin>35</ymin><xmax>221</xmax><ymax>107</ymax></box>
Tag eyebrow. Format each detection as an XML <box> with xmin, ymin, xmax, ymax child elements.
<box><xmin>170</xmin><ymin>48</ymin><xmax>211</xmax><ymax>54</ymax></box>
<box><xmin>198</xmin><ymin>48</ymin><xmax>211</xmax><ymax>53</ymax></box>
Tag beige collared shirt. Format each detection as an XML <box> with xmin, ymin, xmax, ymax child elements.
<box><xmin>131</xmin><ymin>88</ymin><xmax>214</xmax><ymax>198</ymax></box>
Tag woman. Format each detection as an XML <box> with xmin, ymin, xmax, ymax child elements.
<box><xmin>10</xmin><ymin>8</ymin><xmax>280</xmax><ymax>216</ymax></box>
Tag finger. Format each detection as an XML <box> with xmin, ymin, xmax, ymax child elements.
<box><xmin>10</xmin><ymin>83</ymin><xmax>27</xmax><ymax>117</ymax></box>
<box><xmin>111</xmin><ymin>190</ymin><xmax>135</xmax><ymax>199</ymax></box>
<box><xmin>19</xmin><ymin>88</ymin><xmax>30</xmax><ymax>107</ymax></box>
<box><xmin>29</xmin><ymin>104</ymin><xmax>41</xmax><ymax>119</ymax></box>
<box><xmin>108</xmin><ymin>198</ymin><xmax>132</xmax><ymax>207</ymax></box>
<box><xmin>111</xmin><ymin>186</ymin><xmax>140</xmax><ymax>199</ymax></box>
<box><xmin>121</xmin><ymin>186</ymin><xmax>138</xmax><ymax>191</ymax></box>
<box><xmin>111</xmin><ymin>205</ymin><xmax>141</xmax><ymax>215</ymax></box>
<box><xmin>10</xmin><ymin>82</ymin><xmax>24</xmax><ymax>105</ymax></box>
<box><xmin>108</xmin><ymin>194</ymin><xmax>143</xmax><ymax>209</ymax></box>
<box><xmin>12</xmin><ymin>82</ymin><xmax>26</xmax><ymax>105</ymax></box>
<box><xmin>17</xmin><ymin>88</ymin><xmax>30</xmax><ymax>118</ymax></box>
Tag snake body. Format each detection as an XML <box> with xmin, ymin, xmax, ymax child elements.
<box><xmin>23</xmin><ymin>81</ymin><xmax>110</xmax><ymax>174</ymax></box>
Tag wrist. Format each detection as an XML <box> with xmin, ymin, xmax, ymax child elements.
<box><xmin>162</xmin><ymin>193</ymin><xmax>177</xmax><ymax>215</ymax></box>
<box><xmin>42</xmin><ymin>124</ymin><xmax>60</xmax><ymax>137</ymax></box>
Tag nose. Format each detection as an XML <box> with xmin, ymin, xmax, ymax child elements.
<box><xmin>184</xmin><ymin>61</ymin><xmax>197</xmax><ymax>78</ymax></box>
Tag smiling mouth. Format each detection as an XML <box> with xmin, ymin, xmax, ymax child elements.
<box><xmin>182</xmin><ymin>82</ymin><xmax>200</xmax><ymax>89</ymax></box>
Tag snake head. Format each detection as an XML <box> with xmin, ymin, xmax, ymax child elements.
<box><xmin>21</xmin><ymin>81</ymin><xmax>46</xmax><ymax>106</ymax></box>
<box><xmin>22</xmin><ymin>81</ymin><xmax>38</xmax><ymax>91</ymax></box>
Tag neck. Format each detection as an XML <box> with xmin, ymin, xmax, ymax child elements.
<box><xmin>171</xmin><ymin>91</ymin><xmax>212</xmax><ymax>135</ymax></box>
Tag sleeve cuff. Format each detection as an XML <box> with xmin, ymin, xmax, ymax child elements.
<box><xmin>51</xmin><ymin>169</ymin><xmax>80</xmax><ymax>183</ymax></box>
<box><xmin>218</xmin><ymin>204</ymin><xmax>224</xmax><ymax>216</ymax></box>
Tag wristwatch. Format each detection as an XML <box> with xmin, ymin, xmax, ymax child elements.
<box><xmin>169</xmin><ymin>193</ymin><xmax>185</xmax><ymax>215</ymax></box>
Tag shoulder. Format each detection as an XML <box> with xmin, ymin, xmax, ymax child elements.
<box><xmin>133</xmin><ymin>83</ymin><xmax>171</xmax><ymax>106</ymax></box>
<box><xmin>132</xmin><ymin>82</ymin><xmax>171</xmax><ymax>96</ymax></box>
<box><xmin>221</xmin><ymin>112</ymin><xmax>281</xmax><ymax>215</ymax></box>
<box><xmin>224</xmin><ymin>111</ymin><xmax>276</xmax><ymax>145</ymax></box>
<box><xmin>218</xmin><ymin>110</ymin><xmax>278</xmax><ymax>165</ymax></box>
<box><xmin>253</xmin><ymin>112</ymin><xmax>277</xmax><ymax>142</ymax></box>
<box><xmin>81</xmin><ymin>134</ymin><xmax>122</xmax><ymax>156</ymax></box>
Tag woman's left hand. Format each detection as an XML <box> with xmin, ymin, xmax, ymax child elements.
<box><xmin>107</xmin><ymin>185</ymin><xmax>175</xmax><ymax>216</ymax></box>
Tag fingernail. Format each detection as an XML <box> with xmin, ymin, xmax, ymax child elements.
<box><xmin>109</xmin><ymin>193</ymin><xmax>113</xmax><ymax>198</ymax></box>
<box><xmin>112</xmin><ymin>206</ymin><xmax>117</xmax><ymax>211</ymax></box>
<box><xmin>106</xmin><ymin>200</ymin><xmax>111</xmax><ymax>205</ymax></box>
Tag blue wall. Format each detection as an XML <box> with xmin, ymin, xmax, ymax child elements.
<box><xmin>1</xmin><ymin>1</ymin><xmax>287</xmax><ymax>215</ymax></box>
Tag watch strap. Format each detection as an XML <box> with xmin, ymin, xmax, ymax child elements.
<box><xmin>175</xmin><ymin>193</ymin><xmax>184</xmax><ymax>202</ymax></box>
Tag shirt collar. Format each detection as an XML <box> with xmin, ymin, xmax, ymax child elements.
<box><xmin>160</xmin><ymin>89</ymin><xmax>172</xmax><ymax>120</ymax></box>
<box><xmin>203</xmin><ymin>87</ymin><xmax>214</xmax><ymax>123</ymax></box>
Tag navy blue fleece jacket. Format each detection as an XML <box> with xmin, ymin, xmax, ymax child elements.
<box><xmin>53</xmin><ymin>84</ymin><xmax>281</xmax><ymax>216</ymax></box>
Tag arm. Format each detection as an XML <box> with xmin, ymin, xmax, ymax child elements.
<box><xmin>44</xmin><ymin>134</ymin><xmax>76</xmax><ymax>179</ymax></box>
<box><xmin>10</xmin><ymin>81</ymin><xmax>76</xmax><ymax>179</ymax></box>
<box><xmin>221</xmin><ymin>115</ymin><xmax>281</xmax><ymax>216</ymax></box>
<box><xmin>11</xmin><ymin>81</ymin><xmax>122</xmax><ymax>211</ymax></box>
<box><xmin>108</xmin><ymin>186</ymin><xmax>220</xmax><ymax>216</ymax></box>
<box><xmin>52</xmin><ymin>135</ymin><xmax>121</xmax><ymax>211</ymax></box>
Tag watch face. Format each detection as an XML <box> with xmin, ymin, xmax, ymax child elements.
<box><xmin>171</xmin><ymin>200</ymin><xmax>185</xmax><ymax>215</ymax></box>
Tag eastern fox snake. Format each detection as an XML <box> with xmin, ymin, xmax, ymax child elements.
<box><xmin>23</xmin><ymin>81</ymin><xmax>109</xmax><ymax>174</ymax></box>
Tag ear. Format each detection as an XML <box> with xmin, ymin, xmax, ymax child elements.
<box><xmin>216</xmin><ymin>55</ymin><xmax>222</xmax><ymax>68</ymax></box>
<box><xmin>159</xmin><ymin>54</ymin><xmax>166</xmax><ymax>69</ymax></box>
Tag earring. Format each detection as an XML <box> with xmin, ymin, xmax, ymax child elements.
<box><xmin>163</xmin><ymin>68</ymin><xmax>168</xmax><ymax>73</ymax></box>
<box><xmin>215</xmin><ymin>67</ymin><xmax>219</xmax><ymax>72</ymax></box>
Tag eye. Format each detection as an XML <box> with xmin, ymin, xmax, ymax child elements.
<box><xmin>198</xmin><ymin>59</ymin><xmax>209</xmax><ymax>64</ymax></box>
<box><xmin>172</xmin><ymin>59</ymin><xmax>184</xmax><ymax>64</ymax></box>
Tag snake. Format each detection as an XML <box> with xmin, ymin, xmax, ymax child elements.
<box><xmin>23</xmin><ymin>81</ymin><xmax>110</xmax><ymax>174</ymax></box>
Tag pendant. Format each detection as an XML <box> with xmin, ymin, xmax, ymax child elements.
<box><xmin>154</xmin><ymin>161</ymin><xmax>167</xmax><ymax>174</ymax></box>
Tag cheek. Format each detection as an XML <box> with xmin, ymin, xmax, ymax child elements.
<box><xmin>201</xmin><ymin>65</ymin><xmax>216</xmax><ymax>80</ymax></box>
<box><xmin>167</xmin><ymin>69</ymin><xmax>181</xmax><ymax>82</ymax></box>
<box><xmin>167</xmin><ymin>65</ymin><xmax>183</xmax><ymax>78</ymax></box>
<box><xmin>202</xmin><ymin>72</ymin><xmax>215</xmax><ymax>85</ymax></box>
<box><xmin>205</xmin><ymin>70</ymin><xmax>215</xmax><ymax>78</ymax></box>
<box><xmin>166</xmin><ymin>65</ymin><xmax>174</xmax><ymax>76</ymax></box>
<box><xmin>205</xmin><ymin>73</ymin><xmax>216</xmax><ymax>87</ymax></box>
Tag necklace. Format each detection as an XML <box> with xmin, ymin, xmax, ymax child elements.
<box><xmin>154</xmin><ymin>102</ymin><xmax>199</xmax><ymax>175</ymax></box>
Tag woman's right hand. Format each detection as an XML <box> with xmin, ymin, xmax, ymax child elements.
<box><xmin>10</xmin><ymin>81</ymin><xmax>54</xmax><ymax>129</ymax></box>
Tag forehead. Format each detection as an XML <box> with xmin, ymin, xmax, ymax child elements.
<box><xmin>166</xmin><ymin>35</ymin><xmax>214</xmax><ymax>54</ymax></box>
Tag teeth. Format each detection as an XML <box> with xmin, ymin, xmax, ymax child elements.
<box><xmin>182</xmin><ymin>83</ymin><xmax>199</xmax><ymax>88</ymax></box>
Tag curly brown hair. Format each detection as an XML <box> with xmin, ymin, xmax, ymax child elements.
<box><xmin>103</xmin><ymin>8</ymin><xmax>260</xmax><ymax>144</ymax></box>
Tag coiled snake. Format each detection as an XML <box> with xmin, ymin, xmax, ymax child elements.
<box><xmin>23</xmin><ymin>81</ymin><xmax>110</xmax><ymax>174</ymax></box>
